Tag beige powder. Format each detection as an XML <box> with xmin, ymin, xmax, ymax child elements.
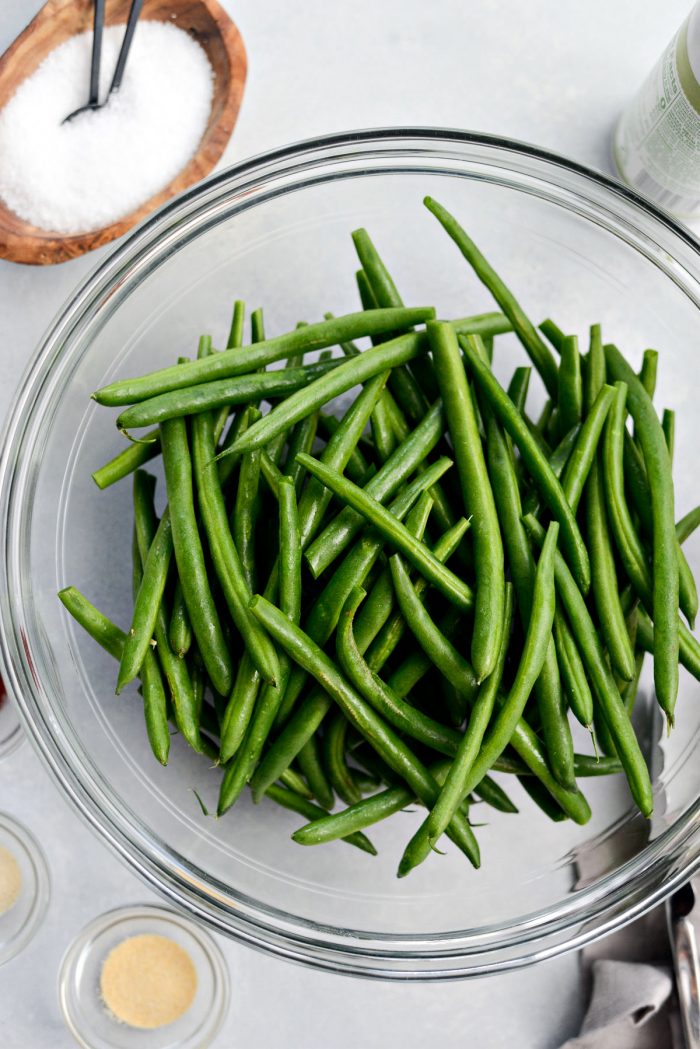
<box><xmin>100</xmin><ymin>933</ymin><xmax>197</xmax><ymax>1029</ymax></box>
<box><xmin>0</xmin><ymin>846</ymin><xmax>21</xmax><ymax>915</ymax></box>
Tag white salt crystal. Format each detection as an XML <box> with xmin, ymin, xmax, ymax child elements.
<box><xmin>0</xmin><ymin>21</ymin><xmax>214</xmax><ymax>234</ymax></box>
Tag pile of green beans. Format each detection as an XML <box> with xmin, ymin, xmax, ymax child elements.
<box><xmin>60</xmin><ymin>198</ymin><xmax>700</xmax><ymax>877</ymax></box>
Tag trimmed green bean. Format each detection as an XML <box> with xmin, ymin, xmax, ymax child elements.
<box><xmin>557</xmin><ymin>335</ymin><xmax>583</xmax><ymax>433</ymax></box>
<box><xmin>606</xmin><ymin>345</ymin><xmax>679</xmax><ymax>722</ymax></box>
<box><xmin>264</xmin><ymin>784</ymin><xmax>376</xmax><ymax>855</ymax></box>
<box><xmin>251</xmin><ymin>596</ymin><xmax>481</xmax><ymax>868</ymax></box>
<box><xmin>639</xmin><ymin>349</ymin><xmax>659</xmax><ymax>399</ymax></box>
<box><xmin>59</xmin><ymin>585</ymin><xmax>170</xmax><ymax>766</ymax></box>
<box><xmin>678</xmin><ymin>505</ymin><xmax>700</xmax><ymax>544</ymax></box>
<box><xmin>92</xmin><ymin>435</ymin><xmax>160</xmax><ymax>489</ymax></box>
<box><xmin>553</xmin><ymin>610</ymin><xmax>594</xmax><ymax>728</ymax></box>
<box><xmin>298</xmin><ymin>736</ymin><xmax>335</xmax><ymax>809</ymax></box>
<box><xmin>160</xmin><ymin>417</ymin><xmax>233</xmax><ymax>697</ymax></box>
<box><xmin>323</xmin><ymin>712</ymin><xmax>362</xmax><ymax>806</ymax></box>
<box><xmin>461</xmin><ymin>335</ymin><xmax>590</xmax><ymax>593</ymax></box>
<box><xmin>305</xmin><ymin>401</ymin><xmax>446</xmax><ymax>578</ymax></box>
<box><xmin>169</xmin><ymin>581</ymin><xmax>192</xmax><ymax>659</ymax></box>
<box><xmin>507</xmin><ymin>366</ymin><xmax>531</xmax><ymax>413</ymax></box>
<box><xmin>192</xmin><ymin>406</ymin><xmax>279</xmax><ymax>687</ymax></box>
<box><xmin>425</xmin><ymin>196</ymin><xmax>559</xmax><ymax>396</ymax></box>
<box><xmin>399</xmin><ymin>585</ymin><xmax>514</xmax><ymax>875</ymax></box>
<box><xmin>429</xmin><ymin>321</ymin><xmax>504</xmax><ymax>679</ymax></box>
<box><xmin>133</xmin><ymin>470</ymin><xmax>201</xmax><ymax>752</ymax></box>
<box><xmin>560</xmin><ymin>385</ymin><xmax>616</xmax><ymax>512</ymax></box>
<box><xmin>297</xmin><ymin>453</ymin><xmax>473</xmax><ymax>612</ymax></box>
<box><xmin>117</xmin><ymin>359</ymin><xmax>341</xmax><ymax>431</ymax></box>
<box><xmin>94</xmin><ymin>309</ymin><xmax>435</xmax><ymax>406</ymax></box>
<box><xmin>523</xmin><ymin>514</ymin><xmax>653</xmax><ymax>817</ymax></box>
<box><xmin>116</xmin><ymin>496</ymin><xmax>172</xmax><ymax>692</ymax></box>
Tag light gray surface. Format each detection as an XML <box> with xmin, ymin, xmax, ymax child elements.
<box><xmin>0</xmin><ymin>2</ymin><xmax>691</xmax><ymax>1047</ymax></box>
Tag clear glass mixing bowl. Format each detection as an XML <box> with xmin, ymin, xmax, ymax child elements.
<box><xmin>2</xmin><ymin>129</ymin><xmax>700</xmax><ymax>979</ymax></box>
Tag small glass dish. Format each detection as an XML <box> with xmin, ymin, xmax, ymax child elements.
<box><xmin>0</xmin><ymin>683</ymin><xmax>25</xmax><ymax>762</ymax></box>
<box><xmin>0</xmin><ymin>812</ymin><xmax>50</xmax><ymax>965</ymax></box>
<box><xmin>58</xmin><ymin>904</ymin><xmax>230</xmax><ymax>1049</ymax></box>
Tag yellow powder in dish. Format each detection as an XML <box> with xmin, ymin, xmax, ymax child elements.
<box><xmin>100</xmin><ymin>933</ymin><xmax>197</xmax><ymax>1029</ymax></box>
<box><xmin>0</xmin><ymin>846</ymin><xmax>21</xmax><ymax>915</ymax></box>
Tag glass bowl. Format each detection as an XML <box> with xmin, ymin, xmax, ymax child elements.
<box><xmin>2</xmin><ymin>129</ymin><xmax>700</xmax><ymax>979</ymax></box>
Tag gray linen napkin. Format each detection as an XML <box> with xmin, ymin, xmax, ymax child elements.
<box><xmin>559</xmin><ymin>906</ymin><xmax>677</xmax><ymax>1049</ymax></box>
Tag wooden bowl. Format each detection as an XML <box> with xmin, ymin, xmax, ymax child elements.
<box><xmin>0</xmin><ymin>0</ymin><xmax>247</xmax><ymax>265</ymax></box>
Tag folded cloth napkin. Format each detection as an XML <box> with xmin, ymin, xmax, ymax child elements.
<box><xmin>559</xmin><ymin>959</ymin><xmax>673</xmax><ymax>1049</ymax></box>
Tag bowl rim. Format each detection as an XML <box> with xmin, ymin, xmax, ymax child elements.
<box><xmin>3</xmin><ymin>125</ymin><xmax>700</xmax><ymax>979</ymax></box>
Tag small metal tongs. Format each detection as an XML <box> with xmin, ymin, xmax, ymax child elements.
<box><xmin>668</xmin><ymin>877</ymin><xmax>700</xmax><ymax>1048</ymax></box>
<box><xmin>63</xmin><ymin>0</ymin><xmax>144</xmax><ymax>123</ymax></box>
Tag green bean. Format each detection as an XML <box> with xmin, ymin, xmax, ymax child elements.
<box><xmin>446</xmin><ymin>523</ymin><xmax>559</xmax><ymax>803</ymax></box>
<box><xmin>364</xmin><ymin>515</ymin><xmax>468</xmax><ymax>672</ymax></box>
<box><xmin>298</xmin><ymin>736</ymin><xmax>335</xmax><ymax>809</ymax></box>
<box><xmin>507</xmin><ymin>366</ymin><xmax>532</xmax><ymax>413</ymax></box>
<box><xmin>251</xmin><ymin>307</ymin><xmax>266</xmax><ymax>346</ymax></box>
<box><xmin>191</xmin><ymin>406</ymin><xmax>279</xmax><ymax>687</ymax></box>
<box><xmin>553</xmin><ymin>610</ymin><xmax>594</xmax><ymax>728</ymax></box>
<box><xmin>357</xmin><ymin>489</ymin><xmax>436</xmax><ymax>660</ymax></box>
<box><xmin>398</xmin><ymin>585</ymin><xmax>514</xmax><ymax>876</ymax></box>
<box><xmin>389</xmin><ymin>556</ymin><xmax>477</xmax><ymax>700</ymax></box>
<box><xmin>305</xmin><ymin>401</ymin><xmax>446</xmax><ymax>577</ymax></box>
<box><xmin>635</xmin><ymin>605</ymin><xmax>700</xmax><ymax>681</ymax></box>
<box><xmin>226</xmin><ymin>299</ymin><xmax>246</xmax><ymax>350</ymax></box>
<box><xmin>473</xmin><ymin>776</ymin><xmax>519</xmax><ymax>814</ymax></box>
<box><xmin>383</xmin><ymin>390</ymin><xmax>411</xmax><ymax>443</ymax></box>
<box><xmin>557</xmin><ymin>335</ymin><xmax>583</xmax><ymax>433</ymax></box>
<box><xmin>116</xmin><ymin>496</ymin><xmax>172</xmax><ymax>692</ymax></box>
<box><xmin>94</xmin><ymin>309</ymin><xmax>435</xmax><ymax>406</ymax></box>
<box><xmin>250</xmin><ymin>596</ymin><xmax>480</xmax><ymax>867</ymax></box>
<box><xmin>133</xmin><ymin>470</ymin><xmax>201</xmax><ymax>752</ymax></box>
<box><xmin>560</xmin><ymin>385</ymin><xmax>616</xmax><ymax>512</ymax></box>
<box><xmin>353</xmin><ymin>230</ymin><xmax>441</xmax><ymax>394</ymax></box>
<box><xmin>263</xmin><ymin>784</ymin><xmax>376</xmax><ymax>855</ymax></box>
<box><xmin>483</xmin><ymin>407</ymin><xmax>574</xmax><ymax>787</ymax></box>
<box><xmin>323</xmin><ymin>711</ymin><xmax>362</xmax><ymax>806</ymax></box>
<box><xmin>336</xmin><ymin>588</ymin><xmax>467</xmax><ymax>758</ymax></box>
<box><xmin>218</xmin><ymin>483</ymin><xmax>300</xmax><ymax>805</ymax></box>
<box><xmin>519</xmin><ymin>776</ymin><xmax>568</xmax><ymax>823</ymax></box>
<box><xmin>232</xmin><ymin>407</ymin><xmax>263</xmax><ymax>593</ymax></box>
<box><xmin>219</xmin><ymin>332</ymin><xmax>433</xmax><ymax>464</ymax></box>
<box><xmin>297</xmin><ymin>453</ymin><xmax>473</xmax><ymax>612</ymax></box>
<box><xmin>623</xmin><ymin>430</ymin><xmax>697</xmax><ymax>629</ymax></box>
<box><xmin>116</xmin><ymin>359</ymin><xmax>341</xmax><ymax>431</ymax></box>
<box><xmin>522</xmin><ymin>514</ymin><xmax>653</xmax><ymax>817</ymax></box>
<box><xmin>602</xmin><ymin>378</ymin><xmax>678</xmax><ymax>719</ymax></box>
<box><xmin>160</xmin><ymin>417</ymin><xmax>233</xmax><ymax>697</ymax></box>
<box><xmin>521</xmin><ymin>427</ymin><xmax>578</xmax><ymax>523</ymax></box>
<box><xmin>284</xmin><ymin>412</ymin><xmax>320</xmax><ymax>491</ymax></box>
<box><xmin>662</xmin><ymin>408</ymin><xmax>675</xmax><ymax>462</ymax></box>
<box><xmin>461</xmin><ymin>335</ymin><xmax>590</xmax><ymax>593</ymax></box>
<box><xmin>92</xmin><ymin>435</ymin><xmax>160</xmax><ymax>489</ymax></box>
<box><xmin>370</xmin><ymin>397</ymin><xmax>397</xmax><ymax>461</ymax></box>
<box><xmin>429</xmin><ymin>322</ymin><xmax>504</xmax><ymax>679</ymax></box>
<box><xmin>57</xmin><ymin>585</ymin><xmax>170</xmax><ymax>766</ymax></box>
<box><xmin>293</xmin><ymin>782</ymin><xmax>414</xmax><ymax>845</ymax></box>
<box><xmin>582</xmin><ymin>332</ymin><xmax>636</xmax><ymax>682</ymax></box>
<box><xmin>316</xmin><ymin>414</ymin><xmax>372</xmax><ymax>484</ymax></box>
<box><xmin>169</xmin><ymin>581</ymin><xmax>192</xmax><ymax>658</ymax></box>
<box><xmin>275</xmin><ymin>458</ymin><xmax>454</xmax><ymax>730</ymax></box>
<box><xmin>539</xmin><ymin>318</ymin><xmax>566</xmax><ymax>353</ymax></box>
<box><xmin>424</xmin><ymin>196</ymin><xmax>559</xmax><ymax>396</ymax></box>
<box><xmin>678</xmin><ymin>505</ymin><xmax>700</xmax><ymax>544</ymax></box>
<box><xmin>639</xmin><ymin>349</ymin><xmax>659</xmax><ymax>399</ymax></box>
<box><xmin>606</xmin><ymin>345</ymin><xmax>679</xmax><ymax>720</ymax></box>
<box><xmin>189</xmin><ymin>648</ymin><xmax>206</xmax><ymax>724</ymax></box>
<box><xmin>278</xmin><ymin>766</ymin><xmax>314</xmax><ymax>799</ymax></box>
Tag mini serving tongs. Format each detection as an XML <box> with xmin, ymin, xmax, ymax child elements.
<box><xmin>668</xmin><ymin>877</ymin><xmax>700</xmax><ymax>1048</ymax></box>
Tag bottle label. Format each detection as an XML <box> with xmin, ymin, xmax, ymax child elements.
<box><xmin>615</xmin><ymin>9</ymin><xmax>700</xmax><ymax>215</ymax></box>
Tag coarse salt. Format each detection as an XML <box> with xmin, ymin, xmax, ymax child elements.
<box><xmin>0</xmin><ymin>21</ymin><xmax>214</xmax><ymax>235</ymax></box>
